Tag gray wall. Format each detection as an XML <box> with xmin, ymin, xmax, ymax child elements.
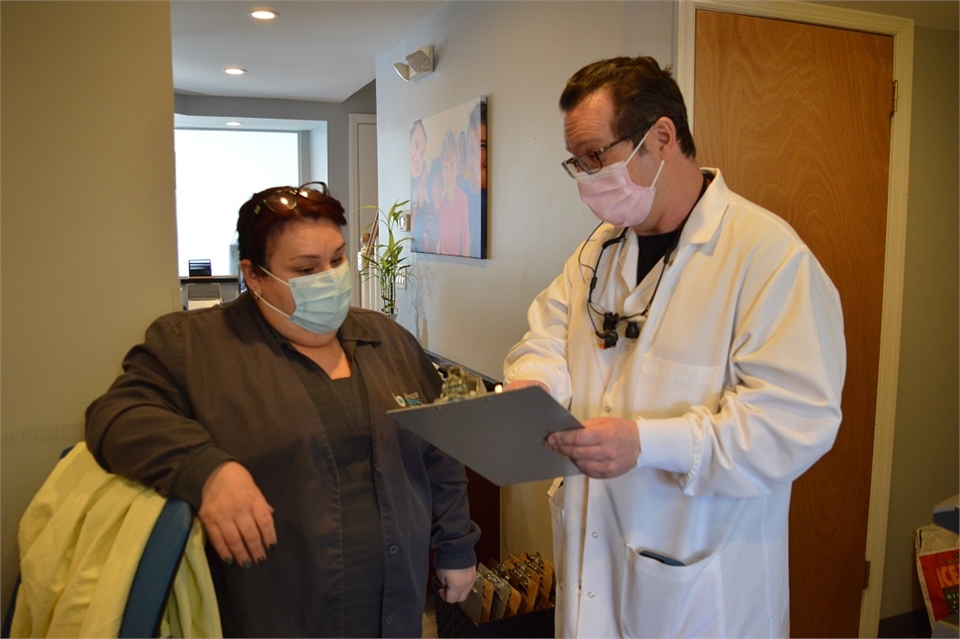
<box><xmin>1</xmin><ymin>1</ymin><xmax>178</xmax><ymax>609</ymax></box>
<box><xmin>882</xmin><ymin>24</ymin><xmax>959</xmax><ymax>618</ymax></box>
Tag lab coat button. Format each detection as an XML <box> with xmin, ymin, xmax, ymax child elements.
<box><xmin>587</xmin><ymin>590</ymin><xmax>595</xmax><ymax>598</ymax></box>
<box><xmin>389</xmin><ymin>544</ymin><xmax>399</xmax><ymax>554</ymax></box>
<box><xmin>591</xmin><ymin>531</ymin><xmax>599</xmax><ymax>538</ymax></box>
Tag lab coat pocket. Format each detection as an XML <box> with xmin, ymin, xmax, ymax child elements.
<box><xmin>640</xmin><ymin>355</ymin><xmax>721</xmax><ymax>387</ymax></box>
<box><xmin>638</xmin><ymin>355</ymin><xmax>723</xmax><ymax>411</ymax></box>
<box><xmin>619</xmin><ymin>544</ymin><xmax>726</xmax><ymax>638</ymax></box>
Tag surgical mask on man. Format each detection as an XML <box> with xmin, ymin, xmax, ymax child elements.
<box><xmin>576</xmin><ymin>128</ymin><xmax>665</xmax><ymax>228</ymax></box>
<box><xmin>254</xmin><ymin>261</ymin><xmax>352</xmax><ymax>334</ymax></box>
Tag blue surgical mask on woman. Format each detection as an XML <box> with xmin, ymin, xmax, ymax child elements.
<box><xmin>253</xmin><ymin>261</ymin><xmax>352</xmax><ymax>334</ymax></box>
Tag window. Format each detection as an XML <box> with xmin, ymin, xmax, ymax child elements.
<box><xmin>174</xmin><ymin>129</ymin><xmax>301</xmax><ymax>277</ymax></box>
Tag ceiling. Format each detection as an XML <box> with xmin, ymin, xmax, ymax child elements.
<box><xmin>171</xmin><ymin>1</ymin><xmax>448</xmax><ymax>103</ymax></box>
<box><xmin>171</xmin><ymin>1</ymin><xmax>958</xmax><ymax>106</ymax></box>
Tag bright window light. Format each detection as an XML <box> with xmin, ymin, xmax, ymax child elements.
<box><xmin>174</xmin><ymin>129</ymin><xmax>300</xmax><ymax>277</ymax></box>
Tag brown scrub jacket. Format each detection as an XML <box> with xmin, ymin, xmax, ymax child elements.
<box><xmin>85</xmin><ymin>293</ymin><xmax>479</xmax><ymax>637</ymax></box>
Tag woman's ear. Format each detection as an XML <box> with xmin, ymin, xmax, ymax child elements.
<box><xmin>239</xmin><ymin>259</ymin><xmax>261</xmax><ymax>295</ymax></box>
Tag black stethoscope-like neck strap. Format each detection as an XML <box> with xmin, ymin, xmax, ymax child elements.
<box><xmin>586</xmin><ymin>227</ymin><xmax>629</xmax><ymax>307</ymax></box>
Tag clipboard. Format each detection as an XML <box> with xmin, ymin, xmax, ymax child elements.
<box><xmin>388</xmin><ymin>386</ymin><xmax>582</xmax><ymax>486</ymax></box>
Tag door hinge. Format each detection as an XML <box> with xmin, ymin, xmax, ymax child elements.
<box><xmin>863</xmin><ymin>559</ymin><xmax>872</xmax><ymax>589</ymax></box>
<box><xmin>891</xmin><ymin>80</ymin><xmax>898</xmax><ymax>116</ymax></box>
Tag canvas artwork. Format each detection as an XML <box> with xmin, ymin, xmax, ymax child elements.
<box><xmin>410</xmin><ymin>96</ymin><xmax>487</xmax><ymax>258</ymax></box>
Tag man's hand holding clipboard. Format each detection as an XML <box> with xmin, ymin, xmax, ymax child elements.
<box><xmin>388</xmin><ymin>384</ymin><xmax>583</xmax><ymax>486</ymax></box>
<box><xmin>501</xmin><ymin>380</ymin><xmax>640</xmax><ymax>481</ymax></box>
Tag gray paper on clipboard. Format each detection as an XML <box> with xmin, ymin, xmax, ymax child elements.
<box><xmin>388</xmin><ymin>386</ymin><xmax>583</xmax><ymax>486</ymax></box>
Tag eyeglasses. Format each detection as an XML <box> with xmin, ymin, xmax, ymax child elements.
<box><xmin>253</xmin><ymin>181</ymin><xmax>329</xmax><ymax>216</ymax></box>
<box><xmin>561</xmin><ymin>137</ymin><xmax>632</xmax><ymax>178</ymax></box>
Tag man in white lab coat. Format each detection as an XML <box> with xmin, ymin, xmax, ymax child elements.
<box><xmin>503</xmin><ymin>56</ymin><xmax>845</xmax><ymax>638</ymax></box>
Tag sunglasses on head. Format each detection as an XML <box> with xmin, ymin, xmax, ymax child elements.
<box><xmin>252</xmin><ymin>181</ymin><xmax>329</xmax><ymax>216</ymax></box>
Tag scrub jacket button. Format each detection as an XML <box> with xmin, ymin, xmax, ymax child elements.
<box><xmin>587</xmin><ymin>590</ymin><xmax>595</xmax><ymax>598</ymax></box>
<box><xmin>591</xmin><ymin>531</ymin><xmax>599</xmax><ymax>539</ymax></box>
<box><xmin>389</xmin><ymin>544</ymin><xmax>399</xmax><ymax>555</ymax></box>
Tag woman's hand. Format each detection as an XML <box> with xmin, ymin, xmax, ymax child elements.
<box><xmin>199</xmin><ymin>461</ymin><xmax>277</xmax><ymax>567</ymax></box>
<box><xmin>435</xmin><ymin>565</ymin><xmax>477</xmax><ymax>603</ymax></box>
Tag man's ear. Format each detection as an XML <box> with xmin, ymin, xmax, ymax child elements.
<box><xmin>651</xmin><ymin>116</ymin><xmax>679</xmax><ymax>157</ymax></box>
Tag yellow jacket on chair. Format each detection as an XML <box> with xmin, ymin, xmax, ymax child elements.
<box><xmin>10</xmin><ymin>443</ymin><xmax>221</xmax><ymax>638</ymax></box>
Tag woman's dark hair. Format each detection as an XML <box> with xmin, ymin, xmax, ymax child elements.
<box><xmin>559</xmin><ymin>56</ymin><xmax>696</xmax><ymax>158</ymax></box>
<box><xmin>237</xmin><ymin>183</ymin><xmax>347</xmax><ymax>267</ymax></box>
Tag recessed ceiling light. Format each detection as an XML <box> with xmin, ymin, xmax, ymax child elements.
<box><xmin>225</xmin><ymin>121</ymin><xmax>243</xmax><ymax>127</ymax></box>
<box><xmin>250</xmin><ymin>10</ymin><xmax>277</xmax><ymax>20</ymax></box>
<box><xmin>224</xmin><ymin>67</ymin><xmax>246</xmax><ymax>76</ymax></box>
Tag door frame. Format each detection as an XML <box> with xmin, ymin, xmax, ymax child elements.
<box><xmin>348</xmin><ymin>113</ymin><xmax>378</xmax><ymax>307</ymax></box>
<box><xmin>676</xmin><ymin>1</ymin><xmax>914</xmax><ymax>635</ymax></box>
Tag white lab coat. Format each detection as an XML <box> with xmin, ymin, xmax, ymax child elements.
<box><xmin>504</xmin><ymin>170</ymin><xmax>845</xmax><ymax>638</ymax></box>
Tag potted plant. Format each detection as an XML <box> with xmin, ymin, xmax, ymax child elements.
<box><xmin>359</xmin><ymin>199</ymin><xmax>411</xmax><ymax>318</ymax></box>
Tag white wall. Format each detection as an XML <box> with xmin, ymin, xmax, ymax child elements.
<box><xmin>309</xmin><ymin>122</ymin><xmax>330</xmax><ymax>184</ymax></box>
<box><xmin>0</xmin><ymin>1</ymin><xmax>178</xmax><ymax>608</ymax></box>
<box><xmin>375</xmin><ymin>0</ymin><xmax>675</xmax><ymax>560</ymax></box>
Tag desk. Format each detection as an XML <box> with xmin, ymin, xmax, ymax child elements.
<box><xmin>179</xmin><ymin>276</ymin><xmax>240</xmax><ymax>310</ymax></box>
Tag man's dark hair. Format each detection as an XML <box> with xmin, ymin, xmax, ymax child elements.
<box><xmin>560</xmin><ymin>56</ymin><xmax>696</xmax><ymax>158</ymax></box>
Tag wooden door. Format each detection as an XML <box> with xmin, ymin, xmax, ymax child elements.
<box><xmin>694</xmin><ymin>10</ymin><xmax>893</xmax><ymax>637</ymax></box>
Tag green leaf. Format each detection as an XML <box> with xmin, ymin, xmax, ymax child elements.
<box><xmin>355</xmin><ymin>199</ymin><xmax>413</xmax><ymax>313</ymax></box>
